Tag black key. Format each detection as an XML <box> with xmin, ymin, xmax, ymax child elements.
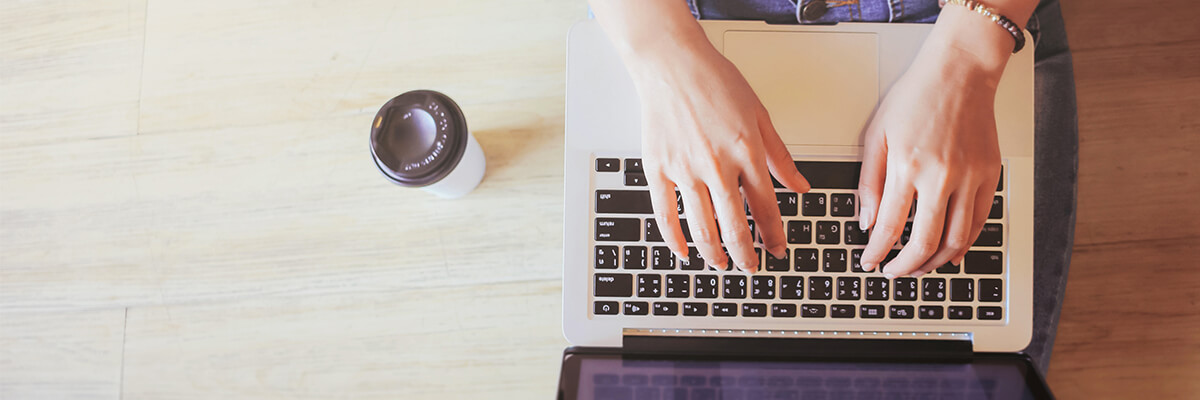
<box><xmin>665</xmin><ymin>274</ymin><xmax>690</xmax><ymax>298</ymax></box>
<box><xmin>596</xmin><ymin>190</ymin><xmax>652</xmax><ymax>214</ymax></box>
<box><xmin>893</xmin><ymin>278</ymin><xmax>918</xmax><ymax>301</ymax></box>
<box><xmin>936</xmin><ymin>262</ymin><xmax>960</xmax><ymax>274</ymax></box>
<box><xmin>823</xmin><ymin>249</ymin><xmax>847</xmax><ymax>272</ymax></box>
<box><xmin>948</xmin><ymin>306</ymin><xmax>972</xmax><ymax>320</ymax></box>
<box><xmin>802</xmin><ymin>193</ymin><xmax>827</xmax><ymax>216</ymax></box>
<box><xmin>922</xmin><ymin>278</ymin><xmax>946</xmax><ymax>301</ymax></box>
<box><xmin>816</xmin><ymin>221</ymin><xmax>840</xmax><ymax>244</ymax></box>
<box><xmin>777</xmin><ymin>193</ymin><xmax>798</xmax><ymax>216</ymax></box>
<box><xmin>637</xmin><ymin>274</ymin><xmax>661</xmax><ymax>298</ymax></box>
<box><xmin>881</xmin><ymin>249</ymin><xmax>901</xmax><ymax>268</ymax></box>
<box><xmin>742</xmin><ymin>303</ymin><xmax>767</xmax><ymax>317</ymax></box>
<box><xmin>683</xmin><ymin>302</ymin><xmax>708</xmax><ymax>316</ymax></box>
<box><xmin>837</xmin><ymin>277</ymin><xmax>860</xmax><ymax>300</ymax></box>
<box><xmin>595</xmin><ymin>274</ymin><xmax>632</xmax><ymax>297</ymax></box>
<box><xmin>997</xmin><ymin>166</ymin><xmax>1004</xmax><ymax>191</ymax></box>
<box><xmin>692</xmin><ymin>388</ymin><xmax>717</xmax><ymax>400</ymax></box>
<box><xmin>625</xmin><ymin>172</ymin><xmax>647</xmax><ymax>186</ymax></box>
<box><xmin>978</xmin><ymin>306</ymin><xmax>1003</xmax><ymax>320</ymax></box>
<box><xmin>990</xmin><ymin>196</ymin><xmax>1003</xmax><ymax>220</ymax></box>
<box><xmin>781</xmin><ymin>276</ymin><xmax>804</xmax><ymax>299</ymax></box>
<box><xmin>851</xmin><ymin>249</ymin><xmax>867</xmax><ymax>273</ymax></box>
<box><xmin>595</xmin><ymin>387</ymin><xmax>630</xmax><ymax>400</ymax></box>
<box><xmin>794</xmin><ymin>249</ymin><xmax>819</xmax><ymax>271</ymax></box>
<box><xmin>979</xmin><ymin>279</ymin><xmax>1003</xmax><ymax>302</ymax></box>
<box><xmin>624</xmin><ymin>246</ymin><xmax>647</xmax><ymax>270</ymax></box>
<box><xmin>865</xmin><ymin>277</ymin><xmax>890</xmax><ymax>300</ymax></box>
<box><xmin>793</xmin><ymin>161</ymin><xmax>861</xmax><ymax>189</ymax></box>
<box><xmin>844</xmin><ymin>222</ymin><xmax>869</xmax><ymax>245</ymax></box>
<box><xmin>624</xmin><ymin>301</ymin><xmax>648</xmax><ymax>315</ymax></box>
<box><xmin>787</xmin><ymin>221</ymin><xmax>812</xmax><ymax>244</ymax></box>
<box><xmin>653</xmin><ymin>302</ymin><xmax>678</xmax><ymax>316</ymax></box>
<box><xmin>651</xmin><ymin>247</ymin><xmax>674</xmax><ymax>270</ymax></box>
<box><xmin>596</xmin><ymin>158</ymin><xmax>620</xmax><ymax>172</ymax></box>
<box><xmin>919</xmin><ymin>305</ymin><xmax>944</xmax><ymax>319</ymax></box>
<box><xmin>900</xmin><ymin>222</ymin><xmax>913</xmax><ymax>245</ymax></box>
<box><xmin>624</xmin><ymin>374</ymin><xmax>649</xmax><ymax>386</ymax></box>
<box><xmin>723</xmin><ymin>275</ymin><xmax>747</xmax><ymax>299</ymax></box>
<box><xmin>625</xmin><ymin>158</ymin><xmax>643</xmax><ymax>173</ymax></box>
<box><xmin>644</xmin><ymin>219</ymin><xmax>664</xmax><ymax>242</ymax></box>
<box><xmin>680</xmin><ymin>247</ymin><xmax>704</xmax><ymax>270</ymax></box>
<box><xmin>596</xmin><ymin>218</ymin><xmax>640</xmax><ymax>241</ymax></box>
<box><xmin>713</xmin><ymin>303</ymin><xmax>738</xmax><ymax>317</ymax></box>
<box><xmin>831</xmin><ymin>304</ymin><xmax>855</xmax><ymax>318</ymax></box>
<box><xmin>950</xmin><ymin>278</ymin><xmax>975</xmax><ymax>302</ymax></box>
<box><xmin>675</xmin><ymin>191</ymin><xmax>684</xmax><ymax>214</ymax></box>
<box><xmin>752</xmin><ymin>276</ymin><xmax>776</xmax><ymax>299</ymax></box>
<box><xmin>694</xmin><ymin>275</ymin><xmax>719</xmax><ymax>298</ymax></box>
<box><xmin>765</xmin><ymin>250</ymin><xmax>790</xmax><ymax>272</ymax></box>
<box><xmin>974</xmin><ymin>224</ymin><xmax>1004</xmax><ymax>247</ymax></box>
<box><xmin>889</xmin><ymin>305</ymin><xmax>914</xmax><ymax>319</ymax></box>
<box><xmin>808</xmin><ymin>277</ymin><xmax>832</xmax><ymax>300</ymax></box>
<box><xmin>801</xmin><ymin>304</ymin><xmax>826</xmax><ymax>318</ymax></box>
<box><xmin>772</xmin><ymin>304</ymin><xmax>797</xmax><ymax>318</ymax></box>
<box><xmin>595</xmin><ymin>246</ymin><xmax>619</xmax><ymax>269</ymax></box>
<box><xmin>830</xmin><ymin>193</ymin><xmax>856</xmax><ymax>217</ymax></box>
<box><xmin>681</xmin><ymin>375</ymin><xmax>707</xmax><ymax>386</ymax></box>
<box><xmin>860</xmin><ymin>305</ymin><xmax>885</xmax><ymax>319</ymax></box>
<box><xmin>767</xmin><ymin>377</ymin><xmax>794</xmax><ymax>388</ymax></box>
<box><xmin>965</xmin><ymin>251</ymin><xmax>1003</xmax><ymax>274</ymax></box>
<box><xmin>595</xmin><ymin>301</ymin><xmax>618</xmax><ymax>315</ymax></box>
<box><xmin>651</xmin><ymin>375</ymin><xmax>675</xmax><ymax>386</ymax></box>
<box><xmin>739</xmin><ymin>376</ymin><xmax>766</xmax><ymax>387</ymax></box>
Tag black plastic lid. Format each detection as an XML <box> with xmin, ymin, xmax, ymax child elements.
<box><xmin>370</xmin><ymin>90</ymin><xmax>469</xmax><ymax>187</ymax></box>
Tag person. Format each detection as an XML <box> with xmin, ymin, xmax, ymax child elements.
<box><xmin>587</xmin><ymin>0</ymin><xmax>1077</xmax><ymax>371</ymax></box>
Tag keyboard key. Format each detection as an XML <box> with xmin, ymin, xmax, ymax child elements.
<box><xmin>625</xmin><ymin>172</ymin><xmax>647</xmax><ymax>186</ymax></box>
<box><xmin>850</xmin><ymin>249</ymin><xmax>866</xmax><ymax>273</ymax></box>
<box><xmin>823</xmin><ymin>249</ymin><xmax>847</xmax><ymax>272</ymax></box>
<box><xmin>919</xmin><ymin>306</ymin><xmax>944</xmax><ymax>319</ymax></box>
<box><xmin>675</xmin><ymin>191</ymin><xmax>684</xmax><ymax>214</ymax></box>
<box><xmin>802</xmin><ymin>193</ymin><xmax>827</xmax><ymax>216</ymax></box>
<box><xmin>625</xmin><ymin>158</ymin><xmax>643</xmax><ymax>173</ymax></box>
<box><xmin>695</xmin><ymin>275</ymin><xmax>719</xmax><ymax>298</ymax></box>
<box><xmin>787</xmin><ymin>221</ymin><xmax>812</xmax><ymax>244</ymax></box>
<box><xmin>650</xmin><ymin>247</ymin><xmax>674</xmax><ymax>270</ymax></box>
<box><xmin>948</xmin><ymin>306</ymin><xmax>972</xmax><ymax>320</ymax></box>
<box><xmin>752</xmin><ymin>276</ymin><xmax>776</xmax><ymax>299</ymax></box>
<box><xmin>665</xmin><ymin>274</ymin><xmax>690</xmax><ymax>298</ymax></box>
<box><xmin>793</xmin><ymin>161</ymin><xmax>861</xmax><ymax>189</ymax></box>
<box><xmin>889</xmin><ymin>305</ymin><xmax>914</xmax><ymax>319</ymax></box>
<box><xmin>595</xmin><ymin>274</ymin><xmax>632</xmax><ymax>297</ymax></box>
<box><xmin>596</xmin><ymin>190</ymin><xmax>652</xmax><ymax>214</ymax></box>
<box><xmin>595</xmin><ymin>387</ymin><xmax>630</xmax><ymax>400</ymax></box>
<box><xmin>978</xmin><ymin>306</ymin><xmax>1003</xmax><ymax>320</ymax></box>
<box><xmin>623</xmin><ymin>374</ymin><xmax>649</xmax><ymax>386</ymax></box>
<box><xmin>596</xmin><ymin>218</ymin><xmax>640</xmax><ymax>241</ymax></box>
<box><xmin>831</xmin><ymin>304</ymin><xmax>855</xmax><ymax>318</ymax></box>
<box><xmin>781</xmin><ymin>276</ymin><xmax>805</xmax><ymax>299</ymax></box>
<box><xmin>950</xmin><ymin>278</ymin><xmax>975</xmax><ymax>302</ymax></box>
<box><xmin>624</xmin><ymin>301</ymin><xmax>648</xmax><ymax>315</ymax></box>
<box><xmin>974</xmin><ymin>224</ymin><xmax>1004</xmax><ymax>247</ymax></box>
<box><xmin>683</xmin><ymin>302</ymin><xmax>708</xmax><ymax>316</ymax></box>
<box><xmin>637</xmin><ymin>274</ymin><xmax>661</xmax><ymax>298</ymax></box>
<box><xmin>713</xmin><ymin>303</ymin><xmax>738</xmax><ymax>317</ymax></box>
<box><xmin>595</xmin><ymin>246</ymin><xmax>619</xmax><ymax>269</ymax></box>
<box><xmin>865</xmin><ymin>277</ymin><xmax>890</xmax><ymax>300</ymax></box>
<box><xmin>765</xmin><ymin>250</ymin><xmax>790</xmax><ymax>272</ymax></box>
<box><xmin>595</xmin><ymin>301</ymin><xmax>618</xmax><ymax>315</ymax></box>
<box><xmin>742</xmin><ymin>303</ymin><xmax>767</xmax><ymax>317</ymax></box>
<box><xmin>808</xmin><ymin>277</ymin><xmax>833</xmax><ymax>300</ymax></box>
<box><xmin>894</xmin><ymin>278</ymin><xmax>918</xmax><ymax>301</ymax></box>
<box><xmin>680</xmin><ymin>247</ymin><xmax>704</xmax><ymax>270</ymax></box>
<box><xmin>844</xmin><ymin>222</ymin><xmax>869</xmax><ymax>245</ymax></box>
<box><xmin>997</xmin><ymin>166</ymin><xmax>1004</xmax><ymax>191</ymax></box>
<box><xmin>965</xmin><ymin>251</ymin><xmax>1003</xmax><ymax>274</ymax></box>
<box><xmin>624</xmin><ymin>246</ymin><xmax>647</xmax><ymax>270</ymax></box>
<box><xmin>900</xmin><ymin>222</ymin><xmax>913</xmax><ymax>245</ymax></box>
<box><xmin>596</xmin><ymin>158</ymin><xmax>620</xmax><ymax>172</ymax></box>
<box><xmin>816</xmin><ymin>221</ymin><xmax>840</xmax><ymax>244</ymax></box>
<box><xmin>794</xmin><ymin>249</ymin><xmax>819</xmax><ymax>271</ymax></box>
<box><xmin>990</xmin><ymin>196</ymin><xmax>1003</xmax><ymax>220</ymax></box>
<box><xmin>830</xmin><ymin>193</ymin><xmax>856</xmax><ymax>217</ymax></box>
<box><xmin>723</xmin><ymin>276</ymin><xmax>747</xmax><ymax>299</ymax></box>
<box><xmin>922</xmin><ymin>278</ymin><xmax>946</xmax><ymax>301</ymax></box>
<box><xmin>644</xmin><ymin>219</ymin><xmax>664</xmax><ymax>242</ymax></box>
<box><xmin>860</xmin><ymin>305</ymin><xmax>885</xmax><ymax>319</ymax></box>
<box><xmin>881</xmin><ymin>249</ymin><xmax>901</xmax><ymax>268</ymax></box>
<box><xmin>772</xmin><ymin>304</ymin><xmax>797</xmax><ymax>318</ymax></box>
<box><xmin>777</xmin><ymin>193</ymin><xmax>798</xmax><ymax>216</ymax></box>
<box><xmin>801</xmin><ymin>304</ymin><xmax>827</xmax><ymax>318</ymax></box>
<box><xmin>837</xmin><ymin>277</ymin><xmax>861</xmax><ymax>300</ymax></box>
<box><xmin>653</xmin><ymin>302</ymin><xmax>678</xmax><ymax>316</ymax></box>
<box><xmin>936</xmin><ymin>262</ymin><xmax>960</xmax><ymax>274</ymax></box>
<box><xmin>979</xmin><ymin>279</ymin><xmax>1003</xmax><ymax>302</ymax></box>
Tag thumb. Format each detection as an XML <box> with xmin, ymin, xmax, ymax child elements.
<box><xmin>758</xmin><ymin>107</ymin><xmax>810</xmax><ymax>194</ymax></box>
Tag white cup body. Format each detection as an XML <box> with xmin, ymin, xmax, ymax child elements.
<box><xmin>421</xmin><ymin>130</ymin><xmax>485</xmax><ymax>198</ymax></box>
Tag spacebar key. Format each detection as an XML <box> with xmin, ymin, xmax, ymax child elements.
<box><xmin>596</xmin><ymin>190</ymin><xmax>653</xmax><ymax>214</ymax></box>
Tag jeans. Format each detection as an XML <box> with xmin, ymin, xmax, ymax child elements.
<box><xmin>688</xmin><ymin>0</ymin><xmax>1079</xmax><ymax>372</ymax></box>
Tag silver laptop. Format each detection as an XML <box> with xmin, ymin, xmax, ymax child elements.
<box><xmin>562</xmin><ymin>19</ymin><xmax>1035</xmax><ymax>356</ymax></box>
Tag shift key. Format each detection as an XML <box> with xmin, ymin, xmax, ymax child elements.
<box><xmin>596</xmin><ymin>218</ymin><xmax>640</xmax><ymax>241</ymax></box>
<box><xmin>595</xmin><ymin>274</ymin><xmax>633</xmax><ymax>297</ymax></box>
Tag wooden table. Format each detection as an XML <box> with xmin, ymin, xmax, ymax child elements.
<box><xmin>1</xmin><ymin>0</ymin><xmax>1196</xmax><ymax>398</ymax></box>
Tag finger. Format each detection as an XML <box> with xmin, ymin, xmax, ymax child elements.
<box><xmin>951</xmin><ymin>185</ymin><xmax>996</xmax><ymax>265</ymax></box>
<box><xmin>857</xmin><ymin>116</ymin><xmax>887</xmax><ymax>231</ymax></box>
<box><xmin>646</xmin><ymin>171</ymin><xmax>688</xmax><ymax>260</ymax></box>
<box><xmin>678</xmin><ymin>181</ymin><xmax>727</xmax><ymax>270</ymax></box>
<box><xmin>758</xmin><ymin>107</ymin><xmax>810</xmax><ymax>194</ymax></box>
<box><xmin>914</xmin><ymin>188</ymin><xmax>975</xmax><ymax>275</ymax></box>
<box><xmin>860</xmin><ymin>167</ymin><xmax>913</xmax><ymax>275</ymax></box>
<box><xmin>882</xmin><ymin>182</ymin><xmax>951</xmax><ymax>278</ymax></box>
<box><xmin>742</xmin><ymin>164</ymin><xmax>787</xmax><ymax>259</ymax></box>
<box><xmin>710</xmin><ymin>175</ymin><xmax>759</xmax><ymax>273</ymax></box>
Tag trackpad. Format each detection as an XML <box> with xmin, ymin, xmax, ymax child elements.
<box><xmin>723</xmin><ymin>31</ymin><xmax>878</xmax><ymax>147</ymax></box>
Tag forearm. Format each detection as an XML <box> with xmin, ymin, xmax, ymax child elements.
<box><xmin>587</xmin><ymin>0</ymin><xmax>714</xmax><ymax>78</ymax></box>
<box><xmin>923</xmin><ymin>0</ymin><xmax>1039</xmax><ymax>83</ymax></box>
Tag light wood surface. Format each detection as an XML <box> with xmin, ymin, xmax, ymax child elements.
<box><xmin>1</xmin><ymin>0</ymin><xmax>1196</xmax><ymax>399</ymax></box>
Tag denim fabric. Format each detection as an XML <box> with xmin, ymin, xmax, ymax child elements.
<box><xmin>689</xmin><ymin>0</ymin><xmax>1079</xmax><ymax>372</ymax></box>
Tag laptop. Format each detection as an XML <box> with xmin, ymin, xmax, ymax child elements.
<box><xmin>560</xmin><ymin>19</ymin><xmax>1049</xmax><ymax>399</ymax></box>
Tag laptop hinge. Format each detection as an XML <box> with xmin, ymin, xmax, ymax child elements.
<box><xmin>622</xmin><ymin>329</ymin><xmax>973</xmax><ymax>361</ymax></box>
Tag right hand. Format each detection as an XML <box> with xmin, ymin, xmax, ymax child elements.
<box><xmin>630</xmin><ymin>43</ymin><xmax>811</xmax><ymax>273</ymax></box>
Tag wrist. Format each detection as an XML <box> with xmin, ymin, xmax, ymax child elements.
<box><xmin>922</xmin><ymin>4</ymin><xmax>1015</xmax><ymax>82</ymax></box>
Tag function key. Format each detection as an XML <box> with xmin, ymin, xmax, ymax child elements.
<box><xmin>830</xmin><ymin>193</ymin><xmax>856</xmax><ymax>217</ymax></box>
<box><xmin>801</xmin><ymin>304</ymin><xmax>827</xmax><ymax>318</ymax></box>
<box><xmin>595</xmin><ymin>301</ymin><xmax>619</xmax><ymax>315</ymax></box>
<box><xmin>831</xmin><ymin>304</ymin><xmax>855</xmax><ymax>318</ymax></box>
<box><xmin>919</xmin><ymin>306</ymin><xmax>944</xmax><ymax>319</ymax></box>
<box><xmin>625</xmin><ymin>173</ymin><xmax>647</xmax><ymax>186</ymax></box>
<box><xmin>778</xmin><ymin>193</ymin><xmax>799</xmax><ymax>216</ymax></box>
<box><xmin>802</xmin><ymin>193</ymin><xmax>827</xmax><ymax>216</ymax></box>
<box><xmin>742</xmin><ymin>303</ymin><xmax>768</xmax><ymax>317</ymax></box>
<box><xmin>683</xmin><ymin>302</ymin><xmax>708</xmax><ymax>316</ymax></box>
<box><xmin>595</xmin><ymin>246</ymin><xmax>619</xmax><ymax>269</ymax></box>
<box><xmin>625</xmin><ymin>158</ymin><xmax>644</xmax><ymax>173</ymax></box>
<box><xmin>964</xmin><ymin>251</ymin><xmax>1004</xmax><ymax>274</ymax></box>
<box><xmin>979</xmin><ymin>279</ymin><xmax>1003</xmax><ymax>302</ymax></box>
<box><xmin>948</xmin><ymin>306</ymin><xmax>973</xmax><ymax>320</ymax></box>
<box><xmin>595</xmin><ymin>218</ymin><xmax>640</xmax><ymax>241</ymax></box>
<box><xmin>990</xmin><ymin>196</ymin><xmax>1004</xmax><ymax>220</ymax></box>
<box><xmin>974</xmin><ymin>224</ymin><xmax>1004</xmax><ymax>247</ymax></box>
<box><xmin>594</xmin><ymin>274</ymin><xmax>632</xmax><ymax>297</ymax></box>
<box><xmin>713</xmin><ymin>303</ymin><xmax>738</xmax><ymax>317</ymax></box>
<box><xmin>816</xmin><ymin>221</ymin><xmax>840</xmax><ymax>244</ymax></box>
<box><xmin>889</xmin><ymin>305</ymin><xmax>915</xmax><ymax>319</ymax></box>
<box><xmin>624</xmin><ymin>301</ymin><xmax>649</xmax><ymax>315</ymax></box>
<box><xmin>596</xmin><ymin>190</ymin><xmax>653</xmax><ymax>214</ymax></box>
<box><xmin>978</xmin><ymin>306</ymin><xmax>1004</xmax><ymax>320</ymax></box>
<box><xmin>653</xmin><ymin>302</ymin><xmax>678</xmax><ymax>316</ymax></box>
<box><xmin>596</xmin><ymin>158</ymin><xmax>620</xmax><ymax>172</ymax></box>
<box><xmin>772</xmin><ymin>304</ymin><xmax>797</xmax><ymax>318</ymax></box>
<box><xmin>861</xmin><ymin>305</ymin><xmax>885</xmax><ymax>319</ymax></box>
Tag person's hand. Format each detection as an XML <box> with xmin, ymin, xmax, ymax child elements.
<box><xmin>857</xmin><ymin>23</ymin><xmax>1007</xmax><ymax>278</ymax></box>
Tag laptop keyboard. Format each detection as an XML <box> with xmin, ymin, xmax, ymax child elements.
<box><xmin>590</xmin><ymin>371</ymin><xmax>1001</xmax><ymax>400</ymax></box>
<box><xmin>590</xmin><ymin>157</ymin><xmax>1006</xmax><ymax>323</ymax></box>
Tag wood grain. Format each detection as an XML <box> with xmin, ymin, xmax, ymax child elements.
<box><xmin>0</xmin><ymin>309</ymin><xmax>126</xmax><ymax>400</ymax></box>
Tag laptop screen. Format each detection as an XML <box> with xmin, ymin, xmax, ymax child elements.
<box><xmin>558</xmin><ymin>349</ymin><xmax>1052</xmax><ymax>400</ymax></box>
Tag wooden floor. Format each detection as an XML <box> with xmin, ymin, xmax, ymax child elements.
<box><xmin>1</xmin><ymin>0</ymin><xmax>1196</xmax><ymax>398</ymax></box>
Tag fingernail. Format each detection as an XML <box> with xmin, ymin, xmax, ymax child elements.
<box><xmin>863</xmin><ymin>262</ymin><xmax>876</xmax><ymax>271</ymax></box>
<box><xmin>770</xmin><ymin>246</ymin><xmax>787</xmax><ymax>259</ymax></box>
<box><xmin>912</xmin><ymin>270</ymin><xmax>926</xmax><ymax>278</ymax></box>
<box><xmin>883</xmin><ymin>272</ymin><xmax>896</xmax><ymax>279</ymax></box>
<box><xmin>955</xmin><ymin>256</ymin><xmax>965</xmax><ymax>266</ymax></box>
<box><xmin>673</xmin><ymin>252</ymin><xmax>687</xmax><ymax>262</ymax></box>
